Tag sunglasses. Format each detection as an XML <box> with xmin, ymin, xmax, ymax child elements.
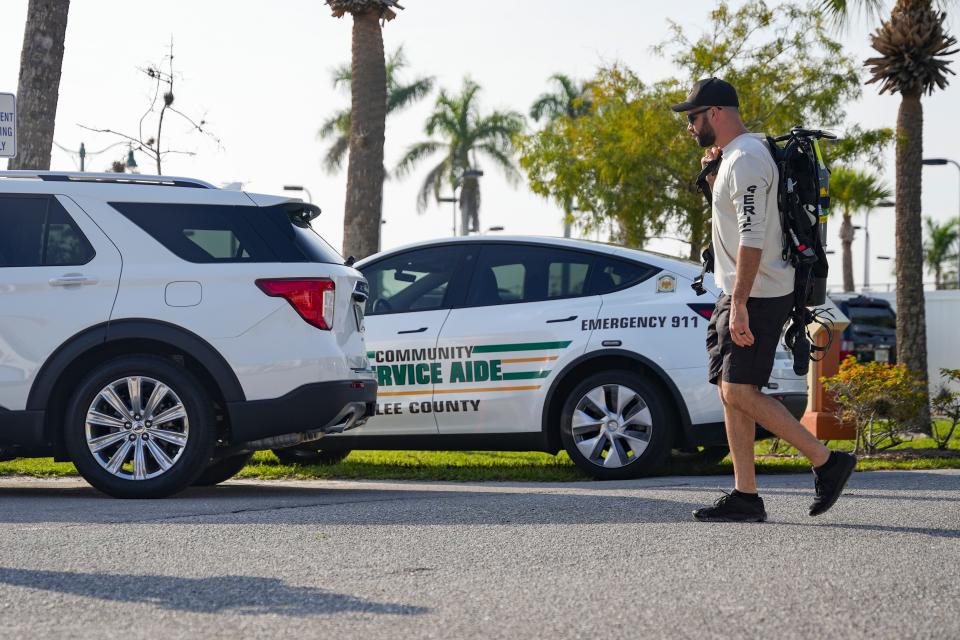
<box><xmin>686</xmin><ymin>106</ymin><xmax>719</xmax><ymax>124</ymax></box>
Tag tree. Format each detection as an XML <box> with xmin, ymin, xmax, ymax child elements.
<box><xmin>829</xmin><ymin>167</ymin><xmax>891</xmax><ymax>291</ymax></box>
<box><xmin>395</xmin><ymin>78</ymin><xmax>525</xmax><ymax>235</ymax></box>
<box><xmin>821</xmin><ymin>0</ymin><xmax>958</xmax><ymax>424</ymax></box>
<box><xmin>80</xmin><ymin>43</ymin><xmax>220</xmax><ymax>175</ymax></box>
<box><xmin>529</xmin><ymin>74</ymin><xmax>592</xmax><ymax>237</ymax></box>
<box><xmin>520</xmin><ymin>1</ymin><xmax>893</xmax><ymax>259</ymax></box>
<box><xmin>923</xmin><ymin>216</ymin><xmax>959</xmax><ymax>289</ymax></box>
<box><xmin>7</xmin><ymin>0</ymin><xmax>70</xmax><ymax>171</ymax></box>
<box><xmin>325</xmin><ymin>0</ymin><xmax>401</xmax><ymax>261</ymax></box>
<box><xmin>318</xmin><ymin>46</ymin><xmax>434</xmax><ymax>174</ymax></box>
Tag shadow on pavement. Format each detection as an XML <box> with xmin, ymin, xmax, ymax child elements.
<box><xmin>0</xmin><ymin>483</ymin><xmax>703</xmax><ymax>526</ymax></box>
<box><xmin>778</xmin><ymin>521</ymin><xmax>960</xmax><ymax>539</ymax></box>
<box><xmin>0</xmin><ymin>567</ymin><xmax>428</xmax><ymax>617</ymax></box>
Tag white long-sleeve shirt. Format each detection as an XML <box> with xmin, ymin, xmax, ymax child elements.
<box><xmin>711</xmin><ymin>133</ymin><xmax>795</xmax><ymax>298</ymax></box>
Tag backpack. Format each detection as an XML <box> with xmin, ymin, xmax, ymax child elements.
<box><xmin>692</xmin><ymin>127</ymin><xmax>836</xmax><ymax>375</ymax></box>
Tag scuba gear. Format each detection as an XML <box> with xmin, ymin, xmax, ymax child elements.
<box><xmin>690</xmin><ymin>128</ymin><xmax>836</xmax><ymax>375</ymax></box>
<box><xmin>692</xmin><ymin>153</ymin><xmax>722</xmax><ymax>296</ymax></box>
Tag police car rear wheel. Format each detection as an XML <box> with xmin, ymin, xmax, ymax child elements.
<box><xmin>560</xmin><ymin>371</ymin><xmax>670</xmax><ymax>480</ymax></box>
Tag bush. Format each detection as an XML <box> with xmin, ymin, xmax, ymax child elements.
<box><xmin>930</xmin><ymin>368</ymin><xmax>960</xmax><ymax>450</ymax></box>
<box><xmin>822</xmin><ymin>357</ymin><xmax>927</xmax><ymax>455</ymax></box>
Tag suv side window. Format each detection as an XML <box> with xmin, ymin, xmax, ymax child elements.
<box><xmin>112</xmin><ymin>202</ymin><xmax>277</xmax><ymax>263</ymax></box>
<box><xmin>585</xmin><ymin>256</ymin><xmax>659</xmax><ymax>295</ymax></box>
<box><xmin>362</xmin><ymin>246</ymin><xmax>462</xmax><ymax>315</ymax></box>
<box><xmin>0</xmin><ymin>196</ymin><xmax>95</xmax><ymax>267</ymax></box>
<box><xmin>465</xmin><ymin>244</ymin><xmax>594</xmax><ymax>307</ymax></box>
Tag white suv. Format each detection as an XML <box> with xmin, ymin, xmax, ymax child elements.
<box><xmin>0</xmin><ymin>171</ymin><xmax>376</xmax><ymax>498</ymax></box>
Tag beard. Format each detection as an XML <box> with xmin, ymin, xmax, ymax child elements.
<box><xmin>695</xmin><ymin>121</ymin><xmax>716</xmax><ymax>148</ymax></box>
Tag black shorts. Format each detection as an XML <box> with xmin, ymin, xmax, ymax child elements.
<box><xmin>706</xmin><ymin>293</ymin><xmax>794</xmax><ymax>387</ymax></box>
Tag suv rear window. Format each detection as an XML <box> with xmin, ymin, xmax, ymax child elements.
<box><xmin>111</xmin><ymin>202</ymin><xmax>342</xmax><ymax>264</ymax></box>
<box><xmin>0</xmin><ymin>195</ymin><xmax>95</xmax><ymax>267</ymax></box>
<box><xmin>847</xmin><ymin>304</ymin><xmax>896</xmax><ymax>330</ymax></box>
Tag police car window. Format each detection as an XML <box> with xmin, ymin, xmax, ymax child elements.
<box><xmin>585</xmin><ymin>256</ymin><xmax>659</xmax><ymax>295</ymax></box>
<box><xmin>548</xmin><ymin>261</ymin><xmax>590</xmax><ymax>298</ymax></box>
<box><xmin>466</xmin><ymin>244</ymin><xmax>594</xmax><ymax>307</ymax></box>
<box><xmin>362</xmin><ymin>246</ymin><xmax>461</xmax><ymax>315</ymax></box>
<box><xmin>0</xmin><ymin>196</ymin><xmax>95</xmax><ymax>267</ymax></box>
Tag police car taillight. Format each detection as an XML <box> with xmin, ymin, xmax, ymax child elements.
<box><xmin>687</xmin><ymin>303</ymin><xmax>714</xmax><ymax>320</ymax></box>
<box><xmin>256</xmin><ymin>278</ymin><xmax>335</xmax><ymax>330</ymax></box>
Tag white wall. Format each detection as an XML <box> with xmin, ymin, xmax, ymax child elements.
<box><xmin>867</xmin><ymin>290</ymin><xmax>960</xmax><ymax>390</ymax></box>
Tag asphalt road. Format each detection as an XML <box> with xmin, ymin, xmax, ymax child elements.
<box><xmin>0</xmin><ymin>470</ymin><xmax>958</xmax><ymax>639</ymax></box>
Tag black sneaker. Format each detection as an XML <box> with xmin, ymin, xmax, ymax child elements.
<box><xmin>809</xmin><ymin>451</ymin><xmax>857</xmax><ymax>516</ymax></box>
<box><xmin>693</xmin><ymin>491</ymin><xmax>767</xmax><ymax>522</ymax></box>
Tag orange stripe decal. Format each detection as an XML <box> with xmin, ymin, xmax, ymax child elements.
<box><xmin>500</xmin><ymin>356</ymin><xmax>559</xmax><ymax>364</ymax></box>
<box><xmin>378</xmin><ymin>385</ymin><xmax>541</xmax><ymax>397</ymax></box>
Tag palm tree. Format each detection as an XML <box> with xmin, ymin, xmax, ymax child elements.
<box><xmin>7</xmin><ymin>0</ymin><xmax>70</xmax><ymax>170</ymax></box>
<box><xmin>530</xmin><ymin>74</ymin><xmax>593</xmax><ymax>237</ymax></box>
<box><xmin>829</xmin><ymin>167</ymin><xmax>891</xmax><ymax>292</ymax></box>
<box><xmin>395</xmin><ymin>78</ymin><xmax>525</xmax><ymax>235</ymax></box>
<box><xmin>820</xmin><ymin>0</ymin><xmax>957</xmax><ymax>413</ymax></box>
<box><xmin>324</xmin><ymin>0</ymin><xmax>402</xmax><ymax>261</ymax></box>
<box><xmin>923</xmin><ymin>217</ymin><xmax>959</xmax><ymax>289</ymax></box>
<box><xmin>318</xmin><ymin>47</ymin><xmax>434</xmax><ymax>174</ymax></box>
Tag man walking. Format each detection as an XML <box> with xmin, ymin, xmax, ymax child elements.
<box><xmin>672</xmin><ymin>78</ymin><xmax>856</xmax><ymax>522</ymax></box>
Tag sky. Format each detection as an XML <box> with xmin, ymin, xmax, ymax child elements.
<box><xmin>1</xmin><ymin>0</ymin><xmax>958</xmax><ymax>291</ymax></box>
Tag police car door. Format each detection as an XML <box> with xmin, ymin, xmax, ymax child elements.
<box><xmin>353</xmin><ymin>245</ymin><xmax>469</xmax><ymax>435</ymax></box>
<box><xmin>435</xmin><ymin>243</ymin><xmax>602</xmax><ymax>434</ymax></box>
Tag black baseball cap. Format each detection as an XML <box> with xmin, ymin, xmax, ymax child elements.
<box><xmin>671</xmin><ymin>77</ymin><xmax>739</xmax><ymax>112</ymax></box>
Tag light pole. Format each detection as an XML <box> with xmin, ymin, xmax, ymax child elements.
<box><xmin>283</xmin><ymin>185</ymin><xmax>313</xmax><ymax>203</ymax></box>
<box><xmin>439</xmin><ymin>169</ymin><xmax>484</xmax><ymax>236</ymax></box>
<box><xmin>863</xmin><ymin>200</ymin><xmax>896</xmax><ymax>291</ymax></box>
<box><xmin>438</xmin><ymin>196</ymin><xmax>458</xmax><ymax>236</ymax></box>
<box><xmin>922</xmin><ymin>158</ymin><xmax>960</xmax><ymax>289</ymax></box>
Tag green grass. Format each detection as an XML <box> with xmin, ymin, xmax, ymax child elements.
<box><xmin>3</xmin><ymin>426</ymin><xmax>958</xmax><ymax>482</ymax></box>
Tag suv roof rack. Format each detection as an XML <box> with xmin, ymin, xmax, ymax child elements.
<box><xmin>0</xmin><ymin>170</ymin><xmax>216</xmax><ymax>189</ymax></box>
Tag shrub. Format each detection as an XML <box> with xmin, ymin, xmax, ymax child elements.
<box><xmin>822</xmin><ymin>357</ymin><xmax>927</xmax><ymax>455</ymax></box>
<box><xmin>930</xmin><ymin>368</ymin><xmax>960</xmax><ymax>450</ymax></box>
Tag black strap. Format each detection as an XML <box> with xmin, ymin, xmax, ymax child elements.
<box><xmin>691</xmin><ymin>154</ymin><xmax>722</xmax><ymax>296</ymax></box>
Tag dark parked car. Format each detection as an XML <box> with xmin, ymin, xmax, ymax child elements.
<box><xmin>830</xmin><ymin>294</ymin><xmax>896</xmax><ymax>364</ymax></box>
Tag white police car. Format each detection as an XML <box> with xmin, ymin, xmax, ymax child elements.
<box><xmin>274</xmin><ymin>236</ymin><xmax>806</xmax><ymax>479</ymax></box>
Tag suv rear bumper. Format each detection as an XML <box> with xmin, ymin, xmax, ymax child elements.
<box><xmin>226</xmin><ymin>379</ymin><xmax>377</xmax><ymax>444</ymax></box>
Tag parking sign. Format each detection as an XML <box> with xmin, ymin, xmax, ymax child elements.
<box><xmin>0</xmin><ymin>93</ymin><xmax>15</xmax><ymax>158</ymax></box>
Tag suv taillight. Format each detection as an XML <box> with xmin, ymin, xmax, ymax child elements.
<box><xmin>256</xmin><ymin>278</ymin><xmax>335</xmax><ymax>330</ymax></box>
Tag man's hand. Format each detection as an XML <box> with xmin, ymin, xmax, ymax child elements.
<box><xmin>729</xmin><ymin>303</ymin><xmax>755</xmax><ymax>347</ymax></box>
<box><xmin>701</xmin><ymin>146</ymin><xmax>721</xmax><ymax>190</ymax></box>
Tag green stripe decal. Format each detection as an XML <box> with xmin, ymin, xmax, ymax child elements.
<box><xmin>503</xmin><ymin>371</ymin><xmax>552</xmax><ymax>380</ymax></box>
<box><xmin>366</xmin><ymin>351</ymin><xmax>375</xmax><ymax>359</ymax></box>
<box><xmin>473</xmin><ymin>341</ymin><xmax>572</xmax><ymax>354</ymax></box>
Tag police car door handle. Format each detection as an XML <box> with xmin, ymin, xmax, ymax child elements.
<box><xmin>546</xmin><ymin>315</ymin><xmax>577</xmax><ymax>323</ymax></box>
<box><xmin>397</xmin><ymin>327</ymin><xmax>428</xmax><ymax>334</ymax></box>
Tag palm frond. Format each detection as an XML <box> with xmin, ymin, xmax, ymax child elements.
<box><xmin>417</xmin><ymin>158</ymin><xmax>450</xmax><ymax>213</ymax></box>
<box><xmin>388</xmin><ymin>76</ymin><xmax>435</xmax><ymax>114</ymax></box>
<box><xmin>477</xmin><ymin>142</ymin><xmax>521</xmax><ymax>186</ymax></box>
<box><xmin>395</xmin><ymin>140</ymin><xmax>443</xmax><ymax>178</ymax></box>
<box><xmin>317</xmin><ymin>109</ymin><xmax>351</xmax><ymax>139</ymax></box>
<box><xmin>331</xmin><ymin>63</ymin><xmax>352</xmax><ymax>91</ymax></box>
<box><xmin>817</xmin><ymin>0</ymin><xmax>886</xmax><ymax>31</ymax></box>
<box><xmin>322</xmin><ymin>135</ymin><xmax>350</xmax><ymax>173</ymax></box>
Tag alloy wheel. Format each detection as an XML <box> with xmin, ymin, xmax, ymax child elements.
<box><xmin>84</xmin><ymin>376</ymin><xmax>190</xmax><ymax>480</ymax></box>
<box><xmin>570</xmin><ymin>384</ymin><xmax>653</xmax><ymax>468</ymax></box>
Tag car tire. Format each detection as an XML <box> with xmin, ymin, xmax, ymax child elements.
<box><xmin>559</xmin><ymin>370</ymin><xmax>672</xmax><ymax>480</ymax></box>
<box><xmin>193</xmin><ymin>452</ymin><xmax>254</xmax><ymax>486</ymax></box>
<box><xmin>271</xmin><ymin>446</ymin><xmax>351</xmax><ymax>466</ymax></box>
<box><xmin>63</xmin><ymin>355</ymin><xmax>216</xmax><ymax>499</ymax></box>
